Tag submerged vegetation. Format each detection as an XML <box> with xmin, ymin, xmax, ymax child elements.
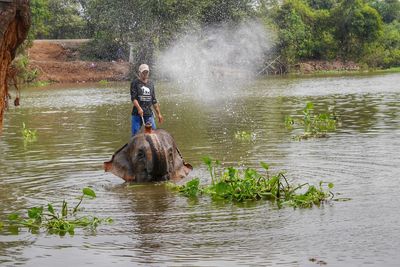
<box><xmin>168</xmin><ymin>157</ymin><xmax>334</xmax><ymax>208</ymax></box>
<box><xmin>285</xmin><ymin>102</ymin><xmax>339</xmax><ymax>140</ymax></box>
<box><xmin>0</xmin><ymin>188</ymin><xmax>112</xmax><ymax>236</ymax></box>
<box><xmin>22</xmin><ymin>122</ymin><xmax>37</xmax><ymax>144</ymax></box>
<box><xmin>234</xmin><ymin>131</ymin><xmax>256</xmax><ymax>141</ymax></box>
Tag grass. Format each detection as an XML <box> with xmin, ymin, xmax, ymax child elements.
<box><xmin>288</xmin><ymin>66</ymin><xmax>400</xmax><ymax>77</ymax></box>
<box><xmin>0</xmin><ymin>188</ymin><xmax>112</xmax><ymax>236</ymax></box>
<box><xmin>98</xmin><ymin>79</ymin><xmax>109</xmax><ymax>85</ymax></box>
<box><xmin>31</xmin><ymin>80</ymin><xmax>51</xmax><ymax>87</ymax></box>
<box><xmin>168</xmin><ymin>157</ymin><xmax>335</xmax><ymax>208</ymax></box>
<box><xmin>373</xmin><ymin>66</ymin><xmax>400</xmax><ymax>73</ymax></box>
<box><xmin>285</xmin><ymin>102</ymin><xmax>339</xmax><ymax>140</ymax></box>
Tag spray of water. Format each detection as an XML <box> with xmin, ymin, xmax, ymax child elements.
<box><xmin>156</xmin><ymin>21</ymin><xmax>274</xmax><ymax>99</ymax></box>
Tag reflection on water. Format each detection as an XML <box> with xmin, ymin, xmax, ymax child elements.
<box><xmin>0</xmin><ymin>74</ymin><xmax>399</xmax><ymax>266</ymax></box>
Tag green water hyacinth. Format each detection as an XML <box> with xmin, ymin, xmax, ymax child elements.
<box><xmin>0</xmin><ymin>188</ymin><xmax>112</xmax><ymax>236</ymax></box>
<box><xmin>168</xmin><ymin>157</ymin><xmax>334</xmax><ymax>208</ymax></box>
<box><xmin>285</xmin><ymin>102</ymin><xmax>339</xmax><ymax>140</ymax></box>
<box><xmin>22</xmin><ymin>122</ymin><xmax>37</xmax><ymax>143</ymax></box>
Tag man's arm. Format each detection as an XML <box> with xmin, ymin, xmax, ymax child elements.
<box><xmin>133</xmin><ymin>99</ymin><xmax>143</xmax><ymax>117</ymax></box>
<box><xmin>151</xmin><ymin>83</ymin><xmax>163</xmax><ymax>123</ymax></box>
<box><xmin>153</xmin><ymin>103</ymin><xmax>163</xmax><ymax>124</ymax></box>
<box><xmin>130</xmin><ymin>80</ymin><xmax>143</xmax><ymax>117</ymax></box>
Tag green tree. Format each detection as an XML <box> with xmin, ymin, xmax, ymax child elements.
<box><xmin>306</xmin><ymin>0</ymin><xmax>338</xmax><ymax>9</ymax></box>
<box><xmin>78</xmin><ymin>0</ymin><xmax>152</xmax><ymax>63</ymax></box>
<box><xmin>78</xmin><ymin>0</ymin><xmax>255</xmax><ymax>66</ymax></box>
<box><xmin>274</xmin><ymin>0</ymin><xmax>321</xmax><ymax>65</ymax></box>
<box><xmin>28</xmin><ymin>0</ymin><xmax>51</xmax><ymax>43</ymax></box>
<box><xmin>312</xmin><ymin>9</ymin><xmax>337</xmax><ymax>59</ymax></box>
<box><xmin>332</xmin><ymin>0</ymin><xmax>383</xmax><ymax>59</ymax></box>
<box><xmin>42</xmin><ymin>0</ymin><xmax>86</xmax><ymax>39</ymax></box>
<box><xmin>11</xmin><ymin>0</ymin><xmax>50</xmax><ymax>84</ymax></box>
<box><xmin>200</xmin><ymin>0</ymin><xmax>255</xmax><ymax>26</ymax></box>
<box><xmin>362</xmin><ymin>20</ymin><xmax>400</xmax><ymax>67</ymax></box>
<box><xmin>368</xmin><ymin>0</ymin><xmax>400</xmax><ymax>23</ymax></box>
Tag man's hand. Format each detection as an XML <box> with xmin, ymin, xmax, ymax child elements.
<box><xmin>158</xmin><ymin>114</ymin><xmax>164</xmax><ymax>124</ymax></box>
<box><xmin>138</xmin><ymin>107</ymin><xmax>144</xmax><ymax>117</ymax></box>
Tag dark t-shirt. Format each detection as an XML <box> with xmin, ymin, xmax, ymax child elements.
<box><xmin>130</xmin><ymin>79</ymin><xmax>157</xmax><ymax>116</ymax></box>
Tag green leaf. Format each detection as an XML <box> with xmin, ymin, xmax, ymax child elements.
<box><xmin>227</xmin><ymin>167</ymin><xmax>237</xmax><ymax>178</ymax></box>
<box><xmin>215</xmin><ymin>182</ymin><xmax>229</xmax><ymax>196</ymax></box>
<box><xmin>186</xmin><ymin>178</ymin><xmax>200</xmax><ymax>188</ymax></box>
<box><xmin>305</xmin><ymin>102</ymin><xmax>314</xmax><ymax>110</ymax></box>
<box><xmin>105</xmin><ymin>217</ymin><xmax>114</xmax><ymax>224</ymax></box>
<box><xmin>260</xmin><ymin>162</ymin><xmax>269</xmax><ymax>170</ymax></box>
<box><xmin>47</xmin><ymin>204</ymin><xmax>55</xmax><ymax>214</ymax></box>
<box><xmin>180</xmin><ymin>178</ymin><xmax>200</xmax><ymax>197</ymax></box>
<box><xmin>28</xmin><ymin>206</ymin><xmax>43</xmax><ymax>219</ymax></box>
<box><xmin>319</xmin><ymin>113</ymin><xmax>329</xmax><ymax>120</ymax></box>
<box><xmin>328</xmin><ymin>183</ymin><xmax>334</xmax><ymax>189</ymax></box>
<box><xmin>83</xmin><ymin>187</ymin><xmax>96</xmax><ymax>198</ymax></box>
<box><xmin>68</xmin><ymin>226</ymin><xmax>75</xmax><ymax>236</ymax></box>
<box><xmin>62</xmin><ymin>200</ymin><xmax>68</xmax><ymax>217</ymax></box>
<box><xmin>8</xmin><ymin>213</ymin><xmax>19</xmax><ymax>220</ymax></box>
<box><xmin>202</xmin><ymin>156</ymin><xmax>212</xmax><ymax>166</ymax></box>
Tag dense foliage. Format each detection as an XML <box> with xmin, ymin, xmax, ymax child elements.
<box><xmin>168</xmin><ymin>157</ymin><xmax>335</xmax><ymax>208</ymax></box>
<box><xmin>0</xmin><ymin>188</ymin><xmax>112</xmax><ymax>236</ymax></box>
<box><xmin>285</xmin><ymin>101</ymin><xmax>339</xmax><ymax>140</ymax></box>
<box><xmin>28</xmin><ymin>0</ymin><xmax>400</xmax><ymax>70</ymax></box>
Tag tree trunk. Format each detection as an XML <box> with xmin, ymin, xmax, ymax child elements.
<box><xmin>0</xmin><ymin>0</ymin><xmax>30</xmax><ymax>130</ymax></box>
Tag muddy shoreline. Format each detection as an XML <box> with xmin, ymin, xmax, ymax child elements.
<box><xmin>27</xmin><ymin>39</ymin><xmax>398</xmax><ymax>84</ymax></box>
<box><xmin>27</xmin><ymin>40</ymin><xmax>130</xmax><ymax>83</ymax></box>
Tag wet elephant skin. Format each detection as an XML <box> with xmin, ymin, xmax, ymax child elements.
<box><xmin>104</xmin><ymin>129</ymin><xmax>192</xmax><ymax>182</ymax></box>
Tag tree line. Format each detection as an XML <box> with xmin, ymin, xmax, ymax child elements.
<box><xmin>29</xmin><ymin>0</ymin><xmax>400</xmax><ymax>71</ymax></box>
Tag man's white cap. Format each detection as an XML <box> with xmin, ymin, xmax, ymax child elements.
<box><xmin>139</xmin><ymin>64</ymin><xmax>149</xmax><ymax>73</ymax></box>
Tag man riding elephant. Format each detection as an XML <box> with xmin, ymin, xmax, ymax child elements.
<box><xmin>104</xmin><ymin>124</ymin><xmax>192</xmax><ymax>182</ymax></box>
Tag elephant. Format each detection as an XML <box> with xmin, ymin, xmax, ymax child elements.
<box><xmin>104</xmin><ymin>124</ymin><xmax>192</xmax><ymax>182</ymax></box>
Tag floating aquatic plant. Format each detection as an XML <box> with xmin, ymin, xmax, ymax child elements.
<box><xmin>0</xmin><ymin>188</ymin><xmax>112</xmax><ymax>236</ymax></box>
<box><xmin>285</xmin><ymin>102</ymin><xmax>338</xmax><ymax>140</ymax></box>
<box><xmin>234</xmin><ymin>131</ymin><xmax>256</xmax><ymax>141</ymax></box>
<box><xmin>22</xmin><ymin>122</ymin><xmax>37</xmax><ymax>144</ymax></box>
<box><xmin>22</xmin><ymin>122</ymin><xmax>37</xmax><ymax>140</ymax></box>
<box><xmin>168</xmin><ymin>157</ymin><xmax>334</xmax><ymax>208</ymax></box>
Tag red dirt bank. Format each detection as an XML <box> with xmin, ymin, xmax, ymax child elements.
<box><xmin>27</xmin><ymin>40</ymin><xmax>362</xmax><ymax>83</ymax></box>
<box><xmin>28</xmin><ymin>40</ymin><xmax>130</xmax><ymax>83</ymax></box>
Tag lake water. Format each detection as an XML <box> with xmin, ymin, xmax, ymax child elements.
<box><xmin>0</xmin><ymin>73</ymin><xmax>399</xmax><ymax>266</ymax></box>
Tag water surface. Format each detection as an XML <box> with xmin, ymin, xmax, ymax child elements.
<box><xmin>1</xmin><ymin>73</ymin><xmax>399</xmax><ymax>266</ymax></box>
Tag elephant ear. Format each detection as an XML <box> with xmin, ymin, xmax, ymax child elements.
<box><xmin>170</xmin><ymin>147</ymin><xmax>193</xmax><ymax>182</ymax></box>
<box><xmin>183</xmin><ymin>161</ymin><xmax>193</xmax><ymax>175</ymax></box>
<box><xmin>175</xmin><ymin>146</ymin><xmax>192</xmax><ymax>175</ymax></box>
<box><xmin>104</xmin><ymin>143</ymin><xmax>135</xmax><ymax>181</ymax></box>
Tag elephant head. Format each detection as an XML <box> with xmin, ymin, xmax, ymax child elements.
<box><xmin>104</xmin><ymin>126</ymin><xmax>192</xmax><ymax>182</ymax></box>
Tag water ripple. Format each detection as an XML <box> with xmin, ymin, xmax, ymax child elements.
<box><xmin>1</xmin><ymin>74</ymin><xmax>400</xmax><ymax>266</ymax></box>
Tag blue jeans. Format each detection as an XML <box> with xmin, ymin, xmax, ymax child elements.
<box><xmin>131</xmin><ymin>115</ymin><xmax>156</xmax><ymax>136</ymax></box>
